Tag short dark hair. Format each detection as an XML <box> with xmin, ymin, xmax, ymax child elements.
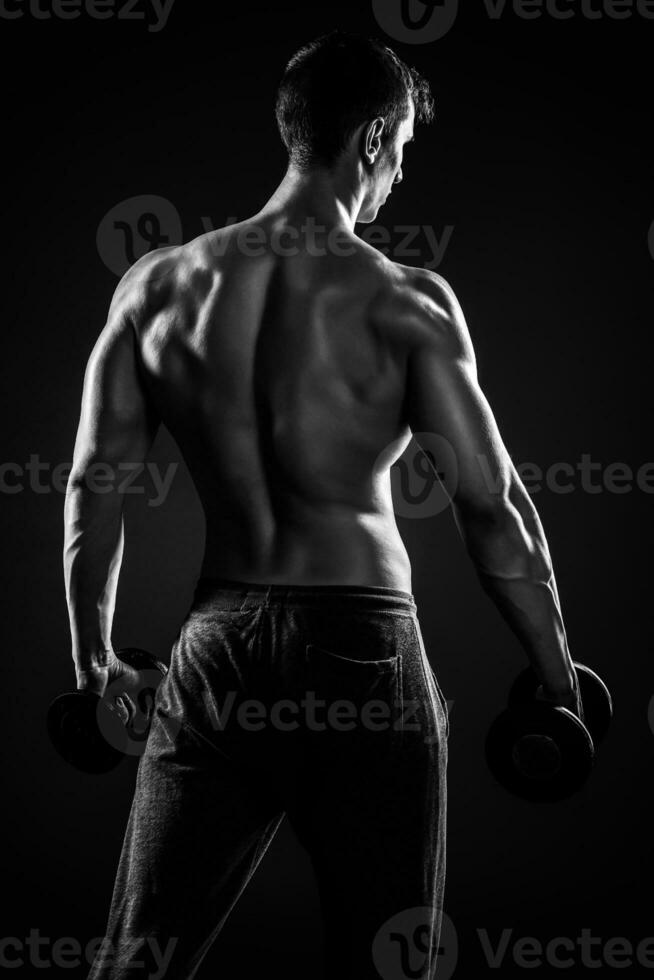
<box><xmin>275</xmin><ymin>30</ymin><xmax>434</xmax><ymax>170</ymax></box>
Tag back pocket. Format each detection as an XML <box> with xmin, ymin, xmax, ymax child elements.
<box><xmin>306</xmin><ymin>642</ymin><xmax>399</xmax><ymax>692</ymax></box>
<box><xmin>306</xmin><ymin>643</ymin><xmax>398</xmax><ymax>675</ymax></box>
<box><xmin>305</xmin><ymin>642</ymin><xmax>401</xmax><ymax>736</ymax></box>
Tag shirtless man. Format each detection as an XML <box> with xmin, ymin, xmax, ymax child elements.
<box><xmin>65</xmin><ymin>30</ymin><xmax>582</xmax><ymax>980</ymax></box>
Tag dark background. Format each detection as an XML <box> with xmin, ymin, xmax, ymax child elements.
<box><xmin>2</xmin><ymin>0</ymin><xmax>653</xmax><ymax>976</ymax></box>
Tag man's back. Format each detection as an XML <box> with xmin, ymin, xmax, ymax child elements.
<box><xmin>132</xmin><ymin>215</ymin><xmax>421</xmax><ymax>588</ymax></box>
<box><xmin>66</xmin><ymin>35</ymin><xmax>584</xmax><ymax>979</ymax></box>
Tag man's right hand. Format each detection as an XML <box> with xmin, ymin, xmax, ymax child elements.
<box><xmin>535</xmin><ymin>677</ymin><xmax>585</xmax><ymax>727</ymax></box>
<box><xmin>75</xmin><ymin>652</ymin><xmax>140</xmax><ymax>724</ymax></box>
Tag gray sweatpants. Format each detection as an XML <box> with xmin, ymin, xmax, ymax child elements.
<box><xmin>88</xmin><ymin>578</ymin><xmax>449</xmax><ymax>979</ymax></box>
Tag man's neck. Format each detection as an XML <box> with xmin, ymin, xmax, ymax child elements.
<box><xmin>257</xmin><ymin>162</ymin><xmax>363</xmax><ymax>232</ymax></box>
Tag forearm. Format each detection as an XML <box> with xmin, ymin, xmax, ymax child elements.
<box><xmin>63</xmin><ymin>477</ymin><xmax>125</xmax><ymax>670</ymax></box>
<box><xmin>455</xmin><ymin>488</ymin><xmax>576</xmax><ymax>697</ymax></box>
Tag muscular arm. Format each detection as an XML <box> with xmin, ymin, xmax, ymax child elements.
<box><xmin>404</xmin><ymin>270</ymin><xmax>579</xmax><ymax>704</ymax></box>
<box><xmin>64</xmin><ymin>279</ymin><xmax>159</xmax><ymax>681</ymax></box>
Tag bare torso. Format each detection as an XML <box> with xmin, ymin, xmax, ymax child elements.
<box><xmin>133</xmin><ymin>214</ymin><xmax>420</xmax><ymax>590</ymax></box>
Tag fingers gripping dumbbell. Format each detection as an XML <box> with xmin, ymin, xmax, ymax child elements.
<box><xmin>485</xmin><ymin>662</ymin><xmax>613</xmax><ymax>802</ymax></box>
<box><xmin>47</xmin><ymin>648</ymin><xmax>167</xmax><ymax>774</ymax></box>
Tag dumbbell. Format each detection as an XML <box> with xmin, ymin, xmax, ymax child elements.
<box><xmin>47</xmin><ymin>648</ymin><xmax>167</xmax><ymax>774</ymax></box>
<box><xmin>485</xmin><ymin>662</ymin><xmax>613</xmax><ymax>802</ymax></box>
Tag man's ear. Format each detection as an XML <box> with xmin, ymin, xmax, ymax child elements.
<box><xmin>362</xmin><ymin>117</ymin><xmax>386</xmax><ymax>165</ymax></box>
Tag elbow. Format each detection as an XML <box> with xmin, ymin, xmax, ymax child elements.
<box><xmin>455</xmin><ymin>491</ymin><xmax>515</xmax><ymax>535</ymax></box>
<box><xmin>66</xmin><ymin>470</ymin><xmax>89</xmax><ymax>494</ymax></box>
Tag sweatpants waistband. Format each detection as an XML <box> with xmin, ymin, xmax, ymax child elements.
<box><xmin>191</xmin><ymin>576</ymin><xmax>417</xmax><ymax>615</ymax></box>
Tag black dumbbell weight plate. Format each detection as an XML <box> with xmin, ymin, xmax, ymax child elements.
<box><xmin>47</xmin><ymin>692</ymin><xmax>127</xmax><ymax>774</ymax></box>
<box><xmin>485</xmin><ymin>703</ymin><xmax>595</xmax><ymax>802</ymax></box>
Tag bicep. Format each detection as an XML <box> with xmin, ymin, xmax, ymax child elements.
<box><xmin>406</xmin><ymin>329</ymin><xmax>515</xmax><ymax>518</ymax></box>
<box><xmin>71</xmin><ymin>316</ymin><xmax>159</xmax><ymax>474</ymax></box>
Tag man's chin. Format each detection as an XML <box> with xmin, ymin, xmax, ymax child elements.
<box><xmin>356</xmin><ymin>203</ymin><xmax>381</xmax><ymax>225</ymax></box>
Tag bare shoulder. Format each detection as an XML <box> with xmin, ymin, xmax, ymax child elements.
<box><xmin>103</xmin><ymin>245</ymin><xmax>181</xmax><ymax>328</ymax></box>
<box><xmin>370</xmin><ymin>261</ymin><xmax>474</xmax><ymax>363</ymax></box>
<box><xmin>106</xmin><ymin>235</ymin><xmax>221</xmax><ymax>333</ymax></box>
